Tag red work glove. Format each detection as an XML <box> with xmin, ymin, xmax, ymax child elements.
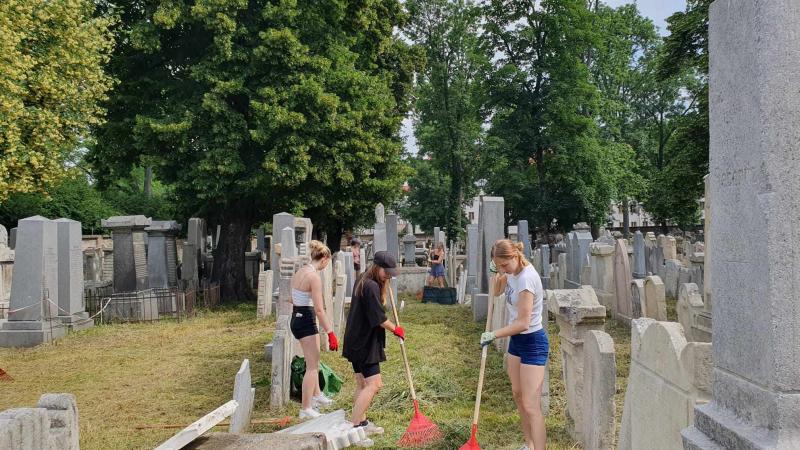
<box><xmin>393</xmin><ymin>326</ymin><xmax>405</xmax><ymax>340</ymax></box>
<box><xmin>328</xmin><ymin>332</ymin><xmax>339</xmax><ymax>351</ymax></box>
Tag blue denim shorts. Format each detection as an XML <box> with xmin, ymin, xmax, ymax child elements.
<box><xmin>508</xmin><ymin>329</ymin><xmax>549</xmax><ymax>366</ymax></box>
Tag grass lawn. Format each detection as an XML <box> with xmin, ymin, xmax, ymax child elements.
<box><xmin>0</xmin><ymin>295</ymin><xmax>632</xmax><ymax>449</ymax></box>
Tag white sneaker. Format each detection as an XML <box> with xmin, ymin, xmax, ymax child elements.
<box><xmin>299</xmin><ymin>408</ymin><xmax>321</xmax><ymax>419</ymax></box>
<box><xmin>312</xmin><ymin>394</ymin><xmax>333</xmax><ymax>408</ymax></box>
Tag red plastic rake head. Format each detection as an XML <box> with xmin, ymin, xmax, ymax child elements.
<box><xmin>458</xmin><ymin>424</ymin><xmax>481</xmax><ymax>450</ymax></box>
<box><xmin>397</xmin><ymin>400</ymin><xmax>443</xmax><ymax>448</ymax></box>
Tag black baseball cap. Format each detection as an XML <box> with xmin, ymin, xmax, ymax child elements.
<box><xmin>373</xmin><ymin>251</ymin><xmax>398</xmax><ymax>277</ymax></box>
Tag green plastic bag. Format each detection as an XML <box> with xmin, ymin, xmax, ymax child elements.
<box><xmin>291</xmin><ymin>356</ymin><xmax>343</xmax><ymax>399</ymax></box>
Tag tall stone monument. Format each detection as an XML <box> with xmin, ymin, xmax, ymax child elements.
<box><xmin>683</xmin><ymin>2</ymin><xmax>800</xmax><ymax>448</ymax></box>
<box><xmin>146</xmin><ymin>221</ymin><xmax>181</xmax><ymax>289</ymax></box>
<box><xmin>0</xmin><ymin>216</ymin><xmax>66</xmax><ymax>346</ymax></box>
<box><xmin>373</xmin><ymin>204</ymin><xmax>387</xmax><ymax>253</ymax></box>
<box><xmin>386</xmin><ymin>213</ymin><xmax>399</xmax><ymax>259</ymax></box>
<box><xmin>478</xmin><ymin>197</ymin><xmax>504</xmax><ymax>294</ymax></box>
<box><xmin>270</xmin><ymin>213</ymin><xmax>295</xmax><ymax>293</ymax></box>
<box><xmin>518</xmin><ymin>220</ymin><xmax>531</xmax><ymax>260</ymax></box>
<box><xmin>55</xmin><ymin>219</ymin><xmax>92</xmax><ymax>331</ymax></box>
<box><xmin>632</xmin><ymin>231</ymin><xmax>646</xmax><ymax>279</ymax></box>
<box><xmin>102</xmin><ymin>215</ymin><xmax>151</xmax><ymax>293</ymax></box>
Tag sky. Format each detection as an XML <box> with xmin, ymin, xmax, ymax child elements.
<box><xmin>401</xmin><ymin>0</ymin><xmax>688</xmax><ymax>154</ymax></box>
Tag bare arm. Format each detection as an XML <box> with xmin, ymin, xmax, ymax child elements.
<box><xmin>380</xmin><ymin>319</ymin><xmax>398</xmax><ymax>333</ymax></box>
<box><xmin>310</xmin><ymin>274</ymin><xmax>335</xmax><ymax>334</ymax></box>
<box><xmin>493</xmin><ymin>290</ymin><xmax>534</xmax><ymax>338</ymax></box>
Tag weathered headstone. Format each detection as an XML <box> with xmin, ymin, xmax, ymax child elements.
<box><xmin>630</xmin><ymin>279</ymin><xmax>645</xmax><ymax>319</ymax></box>
<box><xmin>540</xmin><ymin>244</ymin><xmax>551</xmax><ymax>289</ymax></box>
<box><xmin>643</xmin><ymin>275</ymin><xmax>667</xmax><ymax>321</ymax></box>
<box><xmin>518</xmin><ymin>220</ymin><xmax>531</xmax><ymax>260</ymax></box>
<box><xmin>332</xmin><ymin>261</ymin><xmax>346</xmax><ymax>336</ymax></box>
<box><xmin>229</xmin><ymin>359</ymin><xmax>255</xmax><ymax>433</ymax></box>
<box><xmin>632</xmin><ymin>231</ymin><xmax>646</xmax><ymax>279</ymax></box>
<box><xmin>676</xmin><ymin>282</ymin><xmax>710</xmax><ymax>343</ymax></box>
<box><xmin>386</xmin><ymin>213</ymin><xmax>399</xmax><ymax>259</ymax></box>
<box><xmin>589</xmin><ymin>243</ymin><xmax>615</xmax><ymax>314</ymax></box>
<box><xmin>374</xmin><ymin>203</ymin><xmax>385</xmax><ymax>224</ymax></box>
<box><xmin>433</xmin><ymin>226</ymin><xmax>441</xmax><ymax>249</ymax></box>
<box><xmin>581</xmin><ymin>330</ymin><xmax>616</xmax><ymax>450</ymax></box>
<box><xmin>270</xmin><ymin>213</ymin><xmax>295</xmax><ymax>294</ymax></box>
<box><xmin>146</xmin><ymin>221</ymin><xmax>181</xmax><ymax>289</ymax></box>
<box><xmin>373</xmin><ymin>223</ymin><xmax>387</xmax><ymax>253</ymax></box>
<box><xmin>8</xmin><ymin>227</ymin><xmax>16</xmax><ymax>250</ymax></box>
<box><xmin>478</xmin><ymin>197</ymin><xmax>504</xmax><ymax>293</ymax></box>
<box><xmin>466</xmin><ymin>224</ymin><xmax>478</xmax><ymax>297</ymax></box>
<box><xmin>567</xmin><ymin>223</ymin><xmax>593</xmax><ymax>289</ymax></box>
<box><xmin>614</xmin><ymin>239</ymin><xmax>633</xmax><ymax>325</ymax></box>
<box><xmin>549</xmin><ymin>287</ymin><xmax>606</xmax><ymax>441</ymax></box>
<box><xmin>55</xmin><ymin>219</ymin><xmax>92</xmax><ymax>331</ymax></box>
<box><xmin>619</xmin><ymin>320</ymin><xmax>710</xmax><ymax>450</ymax></box>
<box><xmin>182</xmin><ymin>217</ymin><xmax>206</xmax><ymax>288</ymax></box>
<box><xmin>102</xmin><ymin>215</ymin><xmax>151</xmax><ymax>293</ymax></box>
<box><xmin>256</xmin><ymin>270</ymin><xmax>273</xmax><ymax>319</ymax></box>
<box><xmin>402</xmin><ymin>230</ymin><xmax>417</xmax><ymax>267</ymax></box>
<box><xmin>683</xmin><ymin>3</ymin><xmax>800</xmax><ymax>446</ymax></box>
<box><xmin>0</xmin><ymin>216</ymin><xmax>66</xmax><ymax>347</ymax></box>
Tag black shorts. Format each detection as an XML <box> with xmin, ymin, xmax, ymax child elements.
<box><xmin>352</xmin><ymin>361</ymin><xmax>381</xmax><ymax>378</ymax></box>
<box><xmin>290</xmin><ymin>306</ymin><xmax>318</xmax><ymax>340</ymax></box>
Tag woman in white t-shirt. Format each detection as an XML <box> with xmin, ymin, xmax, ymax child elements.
<box><xmin>480</xmin><ymin>239</ymin><xmax>548</xmax><ymax>450</ymax></box>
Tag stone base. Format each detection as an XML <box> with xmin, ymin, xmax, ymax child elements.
<box><xmin>57</xmin><ymin>312</ymin><xmax>94</xmax><ymax>332</ymax></box>
<box><xmin>0</xmin><ymin>320</ymin><xmax>67</xmax><ymax>347</ymax></box>
<box><xmin>187</xmin><ymin>432</ymin><xmax>326</xmax><ymax>450</ymax></box>
<box><xmin>472</xmin><ymin>294</ymin><xmax>488</xmax><ymax>323</ymax></box>
<box><xmin>683</xmin><ymin>401</ymin><xmax>800</xmax><ymax>450</ymax></box>
<box><xmin>396</xmin><ymin>266</ymin><xmax>428</xmax><ymax>295</ymax></box>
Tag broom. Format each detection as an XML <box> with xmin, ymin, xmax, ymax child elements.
<box><xmin>459</xmin><ymin>277</ymin><xmax>496</xmax><ymax>450</ymax></box>
<box><xmin>387</xmin><ymin>286</ymin><xmax>443</xmax><ymax>447</ymax></box>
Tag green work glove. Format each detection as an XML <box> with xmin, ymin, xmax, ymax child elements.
<box><xmin>489</xmin><ymin>260</ymin><xmax>497</xmax><ymax>274</ymax></box>
<box><xmin>480</xmin><ymin>331</ymin><xmax>496</xmax><ymax>347</ymax></box>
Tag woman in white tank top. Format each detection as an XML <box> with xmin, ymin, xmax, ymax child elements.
<box><xmin>288</xmin><ymin>240</ymin><xmax>336</xmax><ymax>419</ymax></box>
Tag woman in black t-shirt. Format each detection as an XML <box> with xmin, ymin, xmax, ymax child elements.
<box><xmin>342</xmin><ymin>251</ymin><xmax>405</xmax><ymax>430</ymax></box>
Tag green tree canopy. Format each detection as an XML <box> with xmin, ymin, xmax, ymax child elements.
<box><xmin>91</xmin><ymin>0</ymin><xmax>417</xmax><ymax>299</ymax></box>
<box><xmin>0</xmin><ymin>0</ymin><xmax>114</xmax><ymax>199</ymax></box>
<box><xmin>406</xmin><ymin>0</ymin><xmax>486</xmax><ymax>239</ymax></box>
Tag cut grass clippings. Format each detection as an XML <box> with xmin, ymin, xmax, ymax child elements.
<box><xmin>0</xmin><ymin>295</ymin><xmax>632</xmax><ymax>450</ymax></box>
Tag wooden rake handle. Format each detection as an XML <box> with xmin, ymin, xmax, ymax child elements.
<box><xmin>472</xmin><ymin>277</ymin><xmax>496</xmax><ymax>427</ymax></box>
<box><xmin>388</xmin><ymin>284</ymin><xmax>417</xmax><ymax>401</ymax></box>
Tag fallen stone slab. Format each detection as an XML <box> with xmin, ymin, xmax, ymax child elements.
<box><xmin>278</xmin><ymin>409</ymin><xmax>376</xmax><ymax>449</ymax></box>
<box><xmin>186</xmin><ymin>432</ymin><xmax>326</xmax><ymax>450</ymax></box>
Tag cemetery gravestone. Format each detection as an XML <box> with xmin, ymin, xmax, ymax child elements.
<box><xmin>102</xmin><ymin>215</ymin><xmax>151</xmax><ymax>293</ymax></box>
<box><xmin>55</xmin><ymin>219</ymin><xmax>92</xmax><ymax>331</ymax></box>
<box><xmin>270</xmin><ymin>213</ymin><xmax>295</xmax><ymax>294</ymax></box>
<box><xmin>0</xmin><ymin>216</ymin><xmax>66</xmax><ymax>346</ymax></box>
<box><xmin>683</xmin><ymin>2</ymin><xmax>800</xmax><ymax>447</ymax></box>
<box><xmin>632</xmin><ymin>231</ymin><xmax>646</xmax><ymax>279</ymax></box>
<box><xmin>146</xmin><ymin>221</ymin><xmax>181</xmax><ymax>289</ymax></box>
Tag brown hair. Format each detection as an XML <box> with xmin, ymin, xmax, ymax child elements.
<box><xmin>491</xmin><ymin>239</ymin><xmax>530</xmax><ymax>268</ymax></box>
<box><xmin>309</xmin><ymin>240</ymin><xmax>331</xmax><ymax>261</ymax></box>
<box><xmin>354</xmin><ymin>263</ymin><xmax>388</xmax><ymax>305</ymax></box>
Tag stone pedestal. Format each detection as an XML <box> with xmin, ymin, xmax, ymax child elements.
<box><xmin>549</xmin><ymin>286</ymin><xmax>606</xmax><ymax>441</ymax></box>
<box><xmin>589</xmin><ymin>243</ymin><xmax>615</xmax><ymax>315</ymax></box>
<box><xmin>683</xmin><ymin>2</ymin><xmax>800</xmax><ymax>448</ymax></box>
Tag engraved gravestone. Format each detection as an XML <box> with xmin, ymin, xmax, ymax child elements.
<box><xmin>55</xmin><ymin>219</ymin><xmax>92</xmax><ymax>331</ymax></box>
<box><xmin>683</xmin><ymin>2</ymin><xmax>800</xmax><ymax>448</ymax></box>
<box><xmin>102</xmin><ymin>216</ymin><xmax>151</xmax><ymax>293</ymax></box>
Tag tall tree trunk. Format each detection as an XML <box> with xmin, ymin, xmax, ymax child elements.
<box><xmin>212</xmin><ymin>211</ymin><xmax>254</xmax><ymax>302</ymax></box>
<box><xmin>622</xmin><ymin>201</ymin><xmax>631</xmax><ymax>238</ymax></box>
<box><xmin>326</xmin><ymin>222</ymin><xmax>345</xmax><ymax>253</ymax></box>
<box><xmin>446</xmin><ymin>163</ymin><xmax>464</xmax><ymax>239</ymax></box>
<box><xmin>144</xmin><ymin>166</ymin><xmax>153</xmax><ymax>198</ymax></box>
